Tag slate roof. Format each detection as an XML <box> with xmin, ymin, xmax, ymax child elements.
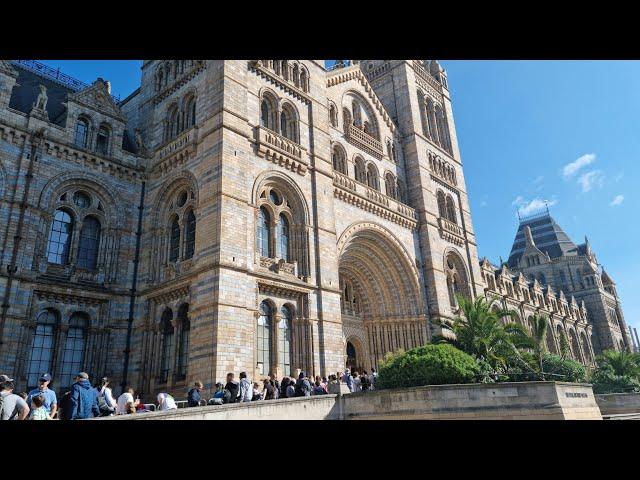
<box><xmin>507</xmin><ymin>213</ymin><xmax>578</xmax><ymax>268</ymax></box>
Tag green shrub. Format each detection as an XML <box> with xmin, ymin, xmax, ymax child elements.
<box><xmin>590</xmin><ymin>364</ymin><xmax>640</xmax><ymax>394</ymax></box>
<box><xmin>541</xmin><ymin>354</ymin><xmax>587</xmax><ymax>383</ymax></box>
<box><xmin>376</xmin><ymin>343</ymin><xmax>480</xmax><ymax>390</ymax></box>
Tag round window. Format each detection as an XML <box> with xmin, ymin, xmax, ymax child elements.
<box><xmin>73</xmin><ymin>191</ymin><xmax>91</xmax><ymax>208</ymax></box>
<box><xmin>269</xmin><ymin>190</ymin><xmax>281</xmax><ymax>206</ymax></box>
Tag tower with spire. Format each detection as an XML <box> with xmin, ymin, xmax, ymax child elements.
<box><xmin>506</xmin><ymin>208</ymin><xmax>630</xmax><ymax>354</ymax></box>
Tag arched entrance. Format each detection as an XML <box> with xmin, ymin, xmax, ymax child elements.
<box><xmin>337</xmin><ymin>223</ymin><xmax>426</xmax><ymax>370</ymax></box>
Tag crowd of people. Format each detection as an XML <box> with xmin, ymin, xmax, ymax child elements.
<box><xmin>0</xmin><ymin>367</ymin><xmax>377</xmax><ymax>420</ymax></box>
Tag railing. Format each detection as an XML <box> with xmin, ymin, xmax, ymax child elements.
<box><xmin>156</xmin><ymin>127</ymin><xmax>196</xmax><ymax>160</ymax></box>
<box><xmin>12</xmin><ymin>60</ymin><xmax>121</xmax><ymax>103</ymax></box>
<box><xmin>412</xmin><ymin>60</ymin><xmax>443</xmax><ymax>94</ymax></box>
<box><xmin>438</xmin><ymin>216</ymin><xmax>463</xmax><ymax>237</ymax></box>
<box><xmin>345</xmin><ymin>124</ymin><xmax>384</xmax><ymax>158</ymax></box>
<box><xmin>438</xmin><ymin>216</ymin><xmax>465</xmax><ymax>246</ymax></box>
<box><xmin>333</xmin><ymin>171</ymin><xmax>417</xmax><ymax>226</ymax></box>
<box><xmin>256</xmin><ymin>126</ymin><xmax>303</xmax><ymax>159</ymax></box>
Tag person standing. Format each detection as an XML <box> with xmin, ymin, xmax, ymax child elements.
<box><xmin>295</xmin><ymin>372</ymin><xmax>312</xmax><ymax>397</ymax></box>
<box><xmin>187</xmin><ymin>381</ymin><xmax>204</xmax><ymax>407</ymax></box>
<box><xmin>26</xmin><ymin>373</ymin><xmax>57</xmax><ymax>419</ymax></box>
<box><xmin>223</xmin><ymin>373</ymin><xmax>240</xmax><ymax>404</ymax></box>
<box><xmin>342</xmin><ymin>369</ymin><xmax>354</xmax><ymax>392</ymax></box>
<box><xmin>286</xmin><ymin>378</ymin><xmax>296</xmax><ymax>398</ymax></box>
<box><xmin>96</xmin><ymin>377</ymin><xmax>116</xmax><ymax>416</ymax></box>
<box><xmin>262</xmin><ymin>379</ymin><xmax>275</xmax><ymax>400</ymax></box>
<box><xmin>0</xmin><ymin>375</ymin><xmax>30</xmax><ymax>420</ymax></box>
<box><xmin>370</xmin><ymin>368</ymin><xmax>378</xmax><ymax>390</ymax></box>
<box><xmin>239</xmin><ymin>372</ymin><xmax>252</xmax><ymax>403</ymax></box>
<box><xmin>69</xmin><ymin>372</ymin><xmax>100</xmax><ymax>420</ymax></box>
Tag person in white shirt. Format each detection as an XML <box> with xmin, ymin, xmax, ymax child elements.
<box><xmin>157</xmin><ymin>392</ymin><xmax>177</xmax><ymax>410</ymax></box>
<box><xmin>116</xmin><ymin>386</ymin><xmax>138</xmax><ymax>415</ymax></box>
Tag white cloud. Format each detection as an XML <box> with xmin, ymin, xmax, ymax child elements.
<box><xmin>563</xmin><ymin>153</ymin><xmax>596</xmax><ymax>179</ymax></box>
<box><xmin>512</xmin><ymin>196</ymin><xmax>558</xmax><ymax>217</ymax></box>
<box><xmin>577</xmin><ymin>170</ymin><xmax>605</xmax><ymax>192</ymax></box>
<box><xmin>610</xmin><ymin>194</ymin><xmax>624</xmax><ymax>207</ymax></box>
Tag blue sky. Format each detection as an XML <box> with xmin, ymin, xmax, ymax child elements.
<box><xmin>38</xmin><ymin>60</ymin><xmax>640</xmax><ymax>332</ymax></box>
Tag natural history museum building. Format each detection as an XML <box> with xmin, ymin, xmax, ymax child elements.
<box><xmin>0</xmin><ymin>59</ymin><xmax>630</xmax><ymax>397</ymax></box>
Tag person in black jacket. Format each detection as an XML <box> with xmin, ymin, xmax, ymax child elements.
<box><xmin>187</xmin><ymin>381</ymin><xmax>203</xmax><ymax>407</ymax></box>
<box><xmin>223</xmin><ymin>373</ymin><xmax>240</xmax><ymax>404</ymax></box>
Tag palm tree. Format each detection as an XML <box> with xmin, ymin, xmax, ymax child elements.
<box><xmin>509</xmin><ymin>314</ymin><xmax>549</xmax><ymax>380</ymax></box>
<box><xmin>437</xmin><ymin>295</ymin><xmax>520</xmax><ymax>372</ymax></box>
<box><xmin>596</xmin><ymin>349</ymin><xmax>640</xmax><ymax>378</ymax></box>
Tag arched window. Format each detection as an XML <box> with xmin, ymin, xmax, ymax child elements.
<box><xmin>280</xmin><ymin>103</ymin><xmax>298</xmax><ymax>143</ymax></box>
<box><xmin>293</xmin><ymin>64</ymin><xmax>300</xmax><ymax>87</ymax></box>
<box><xmin>385</xmin><ymin>173</ymin><xmax>397</xmax><ymax>199</ymax></box>
<box><xmin>366</xmin><ymin>164</ymin><xmax>379</xmax><ymax>190</ymax></box>
<box><xmin>185</xmin><ymin>97</ymin><xmax>197</xmax><ymax>129</ymax></box>
<box><xmin>257</xmin><ymin>207</ymin><xmax>271</xmax><ymax>258</ymax></box>
<box><xmin>167</xmin><ymin>105</ymin><xmax>179</xmax><ymax>141</ymax></box>
<box><xmin>445</xmin><ymin>253</ymin><xmax>470</xmax><ymax>307</ymax></box>
<box><xmin>260</xmin><ymin>95</ymin><xmax>277</xmax><ymax>132</ymax></box>
<box><xmin>426</xmin><ymin>99</ymin><xmax>438</xmax><ymax>144</ymax></box>
<box><xmin>169</xmin><ymin>217</ymin><xmax>180</xmax><ymax>262</ymax></box>
<box><xmin>184</xmin><ymin>209</ymin><xmax>196</xmax><ymax>260</ymax></box>
<box><xmin>159</xmin><ymin>309</ymin><xmax>174</xmax><ymax>383</ymax></box>
<box><xmin>278</xmin><ymin>305</ymin><xmax>292</xmax><ymax>376</ymax></box>
<box><xmin>47</xmin><ymin>209</ymin><xmax>74</xmax><ymax>265</ymax></box>
<box><xmin>74</xmin><ymin>118</ymin><xmax>89</xmax><ymax>148</ymax></box>
<box><xmin>77</xmin><ymin>216</ymin><xmax>101</xmax><ymax>270</ymax></box>
<box><xmin>352</xmin><ymin>100</ymin><xmax>362</xmax><ymax>126</ymax></box>
<box><xmin>59</xmin><ymin>313</ymin><xmax>88</xmax><ymax>389</ymax></box>
<box><xmin>26</xmin><ymin>310</ymin><xmax>58</xmax><ymax>389</ymax></box>
<box><xmin>354</xmin><ymin>157</ymin><xmax>366</xmax><ymax>184</ymax></box>
<box><xmin>95</xmin><ymin>125</ymin><xmax>110</xmax><ymax>156</ymax></box>
<box><xmin>256</xmin><ymin>301</ymin><xmax>272</xmax><ymax>376</ymax></box>
<box><xmin>300</xmin><ymin>69</ymin><xmax>308</xmax><ymax>92</ymax></box>
<box><xmin>343</xmin><ymin>108</ymin><xmax>352</xmax><ymax>131</ymax></box>
<box><xmin>446</xmin><ymin>195</ymin><xmax>457</xmax><ymax>224</ymax></box>
<box><xmin>329</xmin><ymin>104</ymin><xmax>338</xmax><ymax>127</ymax></box>
<box><xmin>436</xmin><ymin>191</ymin><xmax>447</xmax><ymax>219</ymax></box>
<box><xmin>278</xmin><ymin>214</ymin><xmax>290</xmax><ymax>262</ymax></box>
<box><xmin>332</xmin><ymin>145</ymin><xmax>347</xmax><ymax>174</ymax></box>
<box><xmin>176</xmin><ymin>304</ymin><xmax>190</xmax><ymax>379</ymax></box>
<box><xmin>397</xmin><ymin>179</ymin><xmax>405</xmax><ymax>203</ymax></box>
<box><xmin>436</xmin><ymin>106</ymin><xmax>451</xmax><ymax>153</ymax></box>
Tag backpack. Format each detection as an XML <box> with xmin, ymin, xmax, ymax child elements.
<box><xmin>222</xmin><ymin>389</ymin><xmax>232</xmax><ymax>404</ymax></box>
<box><xmin>361</xmin><ymin>376</ymin><xmax>371</xmax><ymax>390</ymax></box>
<box><xmin>295</xmin><ymin>379</ymin><xmax>310</xmax><ymax>397</ymax></box>
<box><xmin>97</xmin><ymin>395</ymin><xmax>113</xmax><ymax>416</ymax></box>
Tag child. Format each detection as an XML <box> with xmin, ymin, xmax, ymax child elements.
<box><xmin>30</xmin><ymin>394</ymin><xmax>50</xmax><ymax>420</ymax></box>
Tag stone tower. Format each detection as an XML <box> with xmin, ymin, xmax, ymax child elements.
<box><xmin>507</xmin><ymin>210</ymin><xmax>632</xmax><ymax>354</ymax></box>
<box><xmin>358</xmin><ymin>60</ymin><xmax>485</xmax><ymax>332</ymax></box>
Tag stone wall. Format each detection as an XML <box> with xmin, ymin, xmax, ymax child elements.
<box><xmin>96</xmin><ymin>382</ymin><xmax>602</xmax><ymax>420</ymax></box>
<box><xmin>595</xmin><ymin>393</ymin><xmax>640</xmax><ymax>416</ymax></box>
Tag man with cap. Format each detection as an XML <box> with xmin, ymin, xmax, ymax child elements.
<box><xmin>0</xmin><ymin>374</ymin><xmax>30</xmax><ymax>420</ymax></box>
<box><xmin>69</xmin><ymin>372</ymin><xmax>99</xmax><ymax>420</ymax></box>
<box><xmin>26</xmin><ymin>373</ymin><xmax>57</xmax><ymax>419</ymax></box>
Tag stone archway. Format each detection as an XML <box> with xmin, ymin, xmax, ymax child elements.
<box><xmin>337</xmin><ymin>223</ymin><xmax>426</xmax><ymax>370</ymax></box>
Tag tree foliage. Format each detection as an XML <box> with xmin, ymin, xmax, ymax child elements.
<box><xmin>590</xmin><ymin>349</ymin><xmax>640</xmax><ymax>394</ymax></box>
<box><xmin>376</xmin><ymin>343</ymin><xmax>480</xmax><ymax>390</ymax></box>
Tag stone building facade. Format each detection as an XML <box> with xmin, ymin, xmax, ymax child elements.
<box><xmin>0</xmin><ymin>59</ymin><xmax>629</xmax><ymax>399</ymax></box>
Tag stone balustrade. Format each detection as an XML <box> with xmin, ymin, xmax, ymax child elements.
<box><xmin>438</xmin><ymin>216</ymin><xmax>465</xmax><ymax>246</ymax></box>
<box><xmin>156</xmin><ymin>127</ymin><xmax>197</xmax><ymax>161</ymax></box>
<box><xmin>255</xmin><ymin>126</ymin><xmax>308</xmax><ymax>175</ymax></box>
<box><xmin>333</xmin><ymin>172</ymin><xmax>417</xmax><ymax>229</ymax></box>
<box><xmin>345</xmin><ymin>124</ymin><xmax>384</xmax><ymax>159</ymax></box>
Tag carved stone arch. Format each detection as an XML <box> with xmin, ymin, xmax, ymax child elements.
<box><xmin>151</xmin><ymin>169</ymin><xmax>200</xmax><ymax>226</ymax></box>
<box><xmin>39</xmin><ymin>172</ymin><xmax>121</xmax><ymax>229</ymax></box>
<box><xmin>337</xmin><ymin>221</ymin><xmax>422</xmax><ymax>296</ymax></box>
<box><xmin>443</xmin><ymin>247</ymin><xmax>472</xmax><ymax>305</ymax></box>
<box><xmin>331</xmin><ymin>142</ymin><xmax>348</xmax><ymax>174</ymax></box>
<box><xmin>252</xmin><ymin>170</ymin><xmax>310</xmax><ymax>226</ymax></box>
<box><xmin>341</xmin><ymin>89</ymin><xmax>381</xmax><ymax>140</ymax></box>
